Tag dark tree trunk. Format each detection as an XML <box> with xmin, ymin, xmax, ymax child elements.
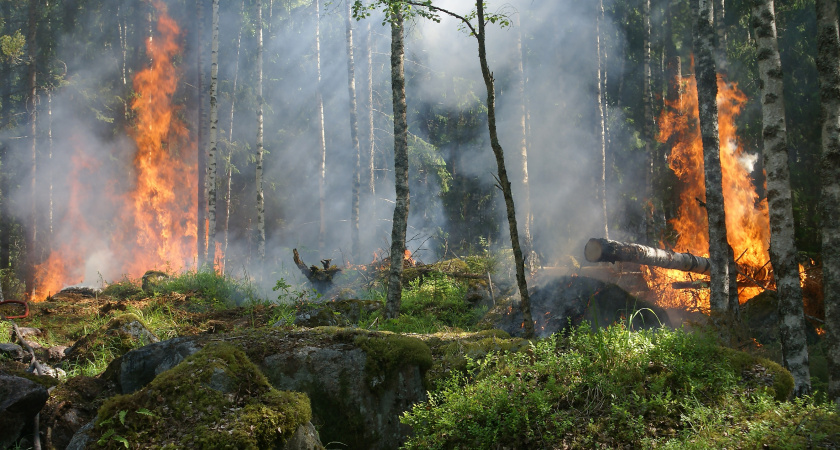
<box><xmin>385</xmin><ymin>7</ymin><xmax>409</xmax><ymax>320</ymax></box>
<box><xmin>815</xmin><ymin>0</ymin><xmax>840</xmax><ymax>406</ymax></box>
<box><xmin>694</xmin><ymin>0</ymin><xmax>731</xmax><ymax>319</ymax></box>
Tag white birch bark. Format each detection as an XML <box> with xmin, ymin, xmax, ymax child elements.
<box><xmin>752</xmin><ymin>0</ymin><xmax>811</xmax><ymax>397</ymax></box>
<box><xmin>256</xmin><ymin>0</ymin><xmax>266</xmax><ymax>261</ymax></box>
<box><xmin>207</xmin><ymin>0</ymin><xmax>219</xmax><ymax>269</ymax></box>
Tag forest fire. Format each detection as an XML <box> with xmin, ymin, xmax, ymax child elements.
<box><xmin>644</xmin><ymin>73</ymin><xmax>772</xmax><ymax>310</ymax></box>
<box><xmin>30</xmin><ymin>1</ymin><xmax>195</xmax><ymax>301</ymax></box>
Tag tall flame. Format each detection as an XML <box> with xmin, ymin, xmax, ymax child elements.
<box><xmin>31</xmin><ymin>1</ymin><xmax>196</xmax><ymax>300</ymax></box>
<box><xmin>647</xmin><ymin>72</ymin><xmax>771</xmax><ymax>309</ymax></box>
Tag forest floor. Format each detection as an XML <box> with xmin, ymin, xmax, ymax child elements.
<box><xmin>1</xmin><ymin>265</ymin><xmax>839</xmax><ymax>449</ymax></box>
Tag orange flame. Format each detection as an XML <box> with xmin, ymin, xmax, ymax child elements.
<box><xmin>31</xmin><ymin>1</ymin><xmax>196</xmax><ymax>301</ymax></box>
<box><xmin>647</xmin><ymin>70</ymin><xmax>771</xmax><ymax>309</ymax></box>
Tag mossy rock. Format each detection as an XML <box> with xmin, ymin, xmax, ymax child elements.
<box><xmin>101</xmin><ymin>280</ymin><xmax>143</xmax><ymax>300</ymax></box>
<box><xmin>722</xmin><ymin>347</ymin><xmax>794</xmax><ymax>401</ymax></box>
<box><xmin>352</xmin><ymin>331</ymin><xmax>433</xmax><ymax>391</ymax></box>
<box><xmin>67</xmin><ymin>313</ymin><xmax>159</xmax><ymax>364</ymax></box>
<box><xmin>421</xmin><ymin>329</ymin><xmax>529</xmax><ymax>385</ymax></box>
<box><xmin>87</xmin><ymin>342</ymin><xmax>316</xmax><ymax>449</ymax></box>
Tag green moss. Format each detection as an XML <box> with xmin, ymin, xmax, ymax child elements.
<box><xmin>423</xmin><ymin>330</ymin><xmax>528</xmax><ymax>385</ymax></box>
<box><xmin>89</xmin><ymin>342</ymin><xmax>311</xmax><ymax>449</ymax></box>
<box><xmin>722</xmin><ymin>347</ymin><xmax>794</xmax><ymax>401</ymax></box>
<box><xmin>352</xmin><ymin>331</ymin><xmax>433</xmax><ymax>391</ymax></box>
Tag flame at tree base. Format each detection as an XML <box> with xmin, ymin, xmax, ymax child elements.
<box><xmin>30</xmin><ymin>0</ymin><xmax>196</xmax><ymax>301</ymax></box>
<box><xmin>646</xmin><ymin>71</ymin><xmax>772</xmax><ymax>310</ymax></box>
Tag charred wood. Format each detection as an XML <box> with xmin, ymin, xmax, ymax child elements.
<box><xmin>293</xmin><ymin>249</ymin><xmax>341</xmax><ymax>288</ymax></box>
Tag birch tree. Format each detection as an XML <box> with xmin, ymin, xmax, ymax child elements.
<box><xmin>596</xmin><ymin>0</ymin><xmax>608</xmax><ymax>240</ymax></box>
<box><xmin>196</xmin><ymin>0</ymin><xmax>207</xmax><ymax>267</ymax></box>
<box><xmin>256</xmin><ymin>0</ymin><xmax>266</xmax><ymax>262</ymax></box>
<box><xmin>206</xmin><ymin>0</ymin><xmax>220</xmax><ymax>269</ymax></box>
<box><xmin>815</xmin><ymin>0</ymin><xmax>840</xmax><ymax>406</ymax></box>
<box><xmin>316</xmin><ymin>0</ymin><xmax>327</xmax><ymax>252</ymax></box>
<box><xmin>346</xmin><ymin>0</ymin><xmax>361</xmax><ymax>262</ymax></box>
<box><xmin>694</xmin><ymin>0</ymin><xmax>731</xmax><ymax>320</ymax></box>
<box><xmin>751</xmin><ymin>0</ymin><xmax>811</xmax><ymax>396</ymax></box>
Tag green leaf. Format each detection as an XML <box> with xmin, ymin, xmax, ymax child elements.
<box><xmin>118</xmin><ymin>410</ymin><xmax>127</xmax><ymax>425</ymax></box>
<box><xmin>137</xmin><ymin>408</ymin><xmax>158</xmax><ymax>418</ymax></box>
<box><xmin>97</xmin><ymin>428</ymin><xmax>116</xmax><ymax>445</ymax></box>
<box><xmin>114</xmin><ymin>435</ymin><xmax>130</xmax><ymax>448</ymax></box>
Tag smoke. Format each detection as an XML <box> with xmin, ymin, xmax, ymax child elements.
<box><xmin>4</xmin><ymin>0</ymin><xmax>644</xmax><ymax>297</ymax></box>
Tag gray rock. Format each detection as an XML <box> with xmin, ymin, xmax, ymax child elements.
<box><xmin>65</xmin><ymin>420</ymin><xmax>95</xmax><ymax>450</ymax></box>
<box><xmin>16</xmin><ymin>327</ymin><xmax>41</xmax><ymax>339</ymax></box>
<box><xmin>0</xmin><ymin>374</ymin><xmax>49</xmax><ymax>449</ymax></box>
<box><xmin>47</xmin><ymin>345</ymin><xmax>70</xmax><ymax>361</ymax></box>
<box><xmin>112</xmin><ymin>336</ymin><xmax>202</xmax><ymax>394</ymax></box>
<box><xmin>283</xmin><ymin>422</ymin><xmax>325</xmax><ymax>450</ymax></box>
<box><xmin>0</xmin><ymin>342</ymin><xmax>25</xmax><ymax>360</ymax></box>
<box><xmin>260</xmin><ymin>333</ymin><xmax>427</xmax><ymax>450</ymax></box>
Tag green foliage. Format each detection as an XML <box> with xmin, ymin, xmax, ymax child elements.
<box><xmin>0</xmin><ymin>30</ymin><xmax>25</xmax><ymax>62</ymax></box>
<box><xmin>401</xmin><ymin>325</ymin><xmax>823</xmax><ymax>449</ymax></box>
<box><xmin>101</xmin><ymin>277</ymin><xmax>144</xmax><ymax>300</ymax></box>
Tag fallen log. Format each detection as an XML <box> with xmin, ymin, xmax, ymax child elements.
<box><xmin>584</xmin><ymin>238</ymin><xmax>711</xmax><ymax>275</ymax></box>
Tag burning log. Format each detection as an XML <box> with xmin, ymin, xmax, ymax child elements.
<box><xmin>584</xmin><ymin>238</ymin><xmax>711</xmax><ymax>275</ymax></box>
<box><xmin>293</xmin><ymin>249</ymin><xmax>341</xmax><ymax>288</ymax></box>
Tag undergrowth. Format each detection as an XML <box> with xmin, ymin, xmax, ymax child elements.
<box><xmin>401</xmin><ymin>324</ymin><xmax>836</xmax><ymax>449</ymax></box>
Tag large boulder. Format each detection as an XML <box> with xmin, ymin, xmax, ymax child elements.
<box><xmin>72</xmin><ymin>342</ymin><xmax>321</xmax><ymax>449</ymax></box>
<box><xmin>0</xmin><ymin>374</ymin><xmax>50</xmax><ymax>449</ymax></box>
<box><xmin>485</xmin><ymin>276</ymin><xmax>671</xmax><ymax>338</ymax></box>
<box><xmin>741</xmin><ymin>291</ymin><xmax>821</xmax><ymax>346</ymax></box>
<box><xmin>105</xmin><ymin>328</ymin><xmax>431</xmax><ymax>449</ymax></box>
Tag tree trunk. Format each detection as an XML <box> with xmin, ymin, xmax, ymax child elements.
<box><xmin>196</xmin><ymin>0</ymin><xmax>207</xmax><ymax>267</ymax></box>
<box><xmin>206</xmin><ymin>0</ymin><xmax>220</xmax><ymax>270</ymax></box>
<box><xmin>585</xmin><ymin>237</ymin><xmax>712</xmax><ymax>275</ymax></box>
<box><xmin>513</xmin><ymin>13</ymin><xmax>537</xmax><ymax>268</ymax></box>
<box><xmin>366</xmin><ymin>20</ymin><xmax>376</xmax><ymax>235</ymax></box>
<box><xmin>596</xmin><ymin>0</ymin><xmax>609</xmax><ymax>240</ymax></box>
<box><xmin>643</xmin><ymin>0</ymin><xmax>655</xmax><ymax>243</ymax></box>
<box><xmin>222</xmin><ymin>0</ymin><xmax>245</xmax><ymax>274</ymax></box>
<box><xmin>316</xmin><ymin>0</ymin><xmax>327</xmax><ymax>252</ymax></box>
<box><xmin>752</xmin><ymin>0</ymin><xmax>811</xmax><ymax>397</ymax></box>
<box><xmin>25</xmin><ymin>0</ymin><xmax>38</xmax><ymax>297</ymax></box>
<box><xmin>1</xmin><ymin>0</ymin><xmax>11</xmax><ymax>270</ymax></box>
<box><xmin>815</xmin><ymin>0</ymin><xmax>840</xmax><ymax>406</ymax></box>
<box><xmin>256</xmin><ymin>0</ymin><xmax>266</xmax><ymax>262</ymax></box>
<box><xmin>346</xmin><ymin>0</ymin><xmax>361</xmax><ymax>262</ymax></box>
<box><xmin>714</xmin><ymin>0</ymin><xmax>728</xmax><ymax>73</ymax></box>
<box><xmin>474</xmin><ymin>1</ymin><xmax>535</xmax><ymax>339</ymax></box>
<box><xmin>385</xmin><ymin>7</ymin><xmax>409</xmax><ymax>320</ymax></box>
<box><xmin>694</xmin><ymin>0</ymin><xmax>731</xmax><ymax>317</ymax></box>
